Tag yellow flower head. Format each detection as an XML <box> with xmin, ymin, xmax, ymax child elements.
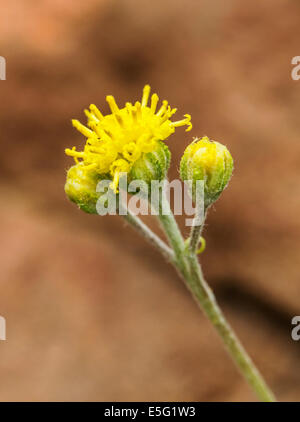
<box><xmin>65</xmin><ymin>85</ymin><xmax>192</xmax><ymax>192</ymax></box>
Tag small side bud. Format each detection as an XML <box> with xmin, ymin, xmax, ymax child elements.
<box><xmin>180</xmin><ymin>136</ymin><xmax>233</xmax><ymax>208</ymax></box>
<box><xmin>129</xmin><ymin>140</ymin><xmax>171</xmax><ymax>192</ymax></box>
<box><xmin>65</xmin><ymin>163</ymin><xmax>109</xmax><ymax>214</ymax></box>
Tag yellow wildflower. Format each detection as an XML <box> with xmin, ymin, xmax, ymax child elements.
<box><xmin>65</xmin><ymin>85</ymin><xmax>192</xmax><ymax>192</ymax></box>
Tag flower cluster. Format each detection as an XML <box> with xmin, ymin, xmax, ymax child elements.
<box><xmin>65</xmin><ymin>85</ymin><xmax>192</xmax><ymax>192</ymax></box>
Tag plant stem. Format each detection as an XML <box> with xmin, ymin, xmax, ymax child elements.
<box><xmin>187</xmin><ymin>254</ymin><xmax>276</xmax><ymax>402</ymax></box>
<box><xmin>120</xmin><ymin>207</ymin><xmax>175</xmax><ymax>264</ymax></box>
<box><xmin>189</xmin><ymin>206</ymin><xmax>206</xmax><ymax>254</ymax></box>
<box><xmin>156</xmin><ymin>189</ymin><xmax>190</xmax><ymax>279</ymax></box>
<box><xmin>156</xmin><ymin>188</ymin><xmax>276</xmax><ymax>402</ymax></box>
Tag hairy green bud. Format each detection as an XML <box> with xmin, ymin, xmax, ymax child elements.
<box><xmin>65</xmin><ymin>163</ymin><xmax>110</xmax><ymax>214</ymax></box>
<box><xmin>180</xmin><ymin>136</ymin><xmax>233</xmax><ymax>208</ymax></box>
<box><xmin>128</xmin><ymin>140</ymin><xmax>171</xmax><ymax>192</ymax></box>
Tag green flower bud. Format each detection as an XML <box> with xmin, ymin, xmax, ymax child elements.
<box><xmin>64</xmin><ymin>163</ymin><xmax>110</xmax><ymax>214</ymax></box>
<box><xmin>128</xmin><ymin>140</ymin><xmax>171</xmax><ymax>193</ymax></box>
<box><xmin>180</xmin><ymin>136</ymin><xmax>233</xmax><ymax>208</ymax></box>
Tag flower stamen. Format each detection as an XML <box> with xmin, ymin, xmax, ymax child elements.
<box><xmin>170</xmin><ymin>114</ymin><xmax>192</xmax><ymax>131</ymax></box>
<box><xmin>72</xmin><ymin>119</ymin><xmax>94</xmax><ymax>138</ymax></box>
<box><xmin>90</xmin><ymin>104</ymin><xmax>104</xmax><ymax>121</ymax></box>
<box><xmin>141</xmin><ymin>84</ymin><xmax>151</xmax><ymax>108</ymax></box>
<box><xmin>156</xmin><ymin>100</ymin><xmax>168</xmax><ymax>117</ymax></box>
<box><xmin>150</xmin><ymin>93</ymin><xmax>159</xmax><ymax>113</ymax></box>
<box><xmin>106</xmin><ymin>95</ymin><xmax>120</xmax><ymax>114</ymax></box>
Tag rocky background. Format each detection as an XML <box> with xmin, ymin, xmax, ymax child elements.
<box><xmin>0</xmin><ymin>0</ymin><xmax>299</xmax><ymax>401</ymax></box>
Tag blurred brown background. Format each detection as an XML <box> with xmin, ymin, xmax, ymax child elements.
<box><xmin>0</xmin><ymin>0</ymin><xmax>299</xmax><ymax>401</ymax></box>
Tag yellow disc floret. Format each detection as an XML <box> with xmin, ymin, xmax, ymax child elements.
<box><xmin>65</xmin><ymin>85</ymin><xmax>192</xmax><ymax>192</ymax></box>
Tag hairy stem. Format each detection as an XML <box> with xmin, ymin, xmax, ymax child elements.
<box><xmin>189</xmin><ymin>206</ymin><xmax>206</xmax><ymax>254</ymax></box>
<box><xmin>120</xmin><ymin>207</ymin><xmax>175</xmax><ymax>264</ymax></box>
<box><xmin>156</xmin><ymin>188</ymin><xmax>276</xmax><ymax>402</ymax></box>
<box><xmin>187</xmin><ymin>253</ymin><xmax>276</xmax><ymax>402</ymax></box>
<box><xmin>156</xmin><ymin>189</ymin><xmax>190</xmax><ymax>279</ymax></box>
